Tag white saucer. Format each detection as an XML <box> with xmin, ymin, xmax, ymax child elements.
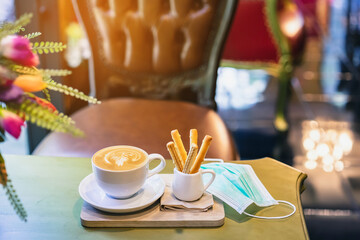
<box><xmin>79</xmin><ymin>173</ymin><xmax>165</xmax><ymax>213</ymax></box>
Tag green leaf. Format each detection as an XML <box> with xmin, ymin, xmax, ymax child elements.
<box><xmin>7</xmin><ymin>99</ymin><xmax>84</xmax><ymax>137</ymax></box>
<box><xmin>31</xmin><ymin>41</ymin><xmax>66</xmax><ymax>55</ymax></box>
<box><xmin>23</xmin><ymin>32</ymin><xmax>41</xmax><ymax>39</ymax></box>
<box><xmin>11</xmin><ymin>66</ymin><xmax>72</xmax><ymax>77</ymax></box>
<box><xmin>42</xmin><ymin>88</ymin><xmax>51</xmax><ymax>102</ymax></box>
<box><xmin>0</xmin><ymin>153</ymin><xmax>27</xmax><ymax>221</ymax></box>
<box><xmin>0</xmin><ymin>13</ymin><xmax>33</xmax><ymax>39</ymax></box>
<box><xmin>11</xmin><ymin>65</ymin><xmax>40</xmax><ymax>75</ymax></box>
<box><xmin>41</xmin><ymin>69</ymin><xmax>72</xmax><ymax>76</ymax></box>
<box><xmin>44</xmin><ymin>76</ymin><xmax>101</xmax><ymax>104</ymax></box>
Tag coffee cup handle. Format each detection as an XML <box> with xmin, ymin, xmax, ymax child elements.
<box><xmin>201</xmin><ymin>169</ymin><xmax>216</xmax><ymax>191</ymax></box>
<box><xmin>147</xmin><ymin>154</ymin><xmax>166</xmax><ymax>178</ymax></box>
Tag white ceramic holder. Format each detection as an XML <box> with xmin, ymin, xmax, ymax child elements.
<box><xmin>172</xmin><ymin>168</ymin><xmax>216</xmax><ymax>202</ymax></box>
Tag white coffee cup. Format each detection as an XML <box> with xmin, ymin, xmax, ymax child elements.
<box><xmin>92</xmin><ymin>146</ymin><xmax>166</xmax><ymax>199</ymax></box>
<box><xmin>172</xmin><ymin>168</ymin><xmax>216</xmax><ymax>201</ymax></box>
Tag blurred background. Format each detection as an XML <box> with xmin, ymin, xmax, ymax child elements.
<box><xmin>1</xmin><ymin>0</ymin><xmax>360</xmax><ymax>239</ymax></box>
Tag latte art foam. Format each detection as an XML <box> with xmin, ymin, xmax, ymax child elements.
<box><xmin>93</xmin><ymin>146</ymin><xmax>147</xmax><ymax>171</ymax></box>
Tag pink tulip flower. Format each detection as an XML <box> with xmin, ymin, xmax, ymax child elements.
<box><xmin>0</xmin><ymin>35</ymin><xmax>39</xmax><ymax>67</ymax></box>
<box><xmin>0</xmin><ymin>110</ymin><xmax>25</xmax><ymax>139</ymax></box>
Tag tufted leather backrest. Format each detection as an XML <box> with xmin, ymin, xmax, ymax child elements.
<box><xmin>73</xmin><ymin>0</ymin><xmax>237</xmax><ymax>107</ymax></box>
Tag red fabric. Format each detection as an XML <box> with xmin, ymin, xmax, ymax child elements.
<box><xmin>222</xmin><ymin>1</ymin><xmax>279</xmax><ymax>63</ymax></box>
<box><xmin>294</xmin><ymin>0</ymin><xmax>318</xmax><ymax>36</ymax></box>
<box><xmin>295</xmin><ymin>0</ymin><xmax>332</xmax><ymax>37</ymax></box>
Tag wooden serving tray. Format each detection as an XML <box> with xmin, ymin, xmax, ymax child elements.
<box><xmin>80</xmin><ymin>174</ymin><xmax>225</xmax><ymax>228</ymax></box>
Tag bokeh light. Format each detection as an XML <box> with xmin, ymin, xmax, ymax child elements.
<box><xmin>305</xmin><ymin>160</ymin><xmax>317</xmax><ymax>170</ymax></box>
<box><xmin>302</xmin><ymin>120</ymin><xmax>353</xmax><ymax>172</ymax></box>
<box><xmin>303</xmin><ymin>138</ymin><xmax>315</xmax><ymax>151</ymax></box>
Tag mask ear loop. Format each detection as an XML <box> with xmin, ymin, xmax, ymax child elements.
<box><xmin>243</xmin><ymin>200</ymin><xmax>296</xmax><ymax>219</ymax></box>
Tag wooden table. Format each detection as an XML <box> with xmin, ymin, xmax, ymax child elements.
<box><xmin>0</xmin><ymin>155</ymin><xmax>308</xmax><ymax>239</ymax></box>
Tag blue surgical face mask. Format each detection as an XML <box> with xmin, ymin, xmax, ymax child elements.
<box><xmin>201</xmin><ymin>163</ymin><xmax>296</xmax><ymax>219</ymax></box>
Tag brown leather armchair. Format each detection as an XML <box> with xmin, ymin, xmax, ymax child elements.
<box><xmin>34</xmin><ymin>0</ymin><xmax>239</xmax><ymax>161</ymax></box>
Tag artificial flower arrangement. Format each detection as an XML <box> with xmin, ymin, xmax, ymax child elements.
<box><xmin>0</xmin><ymin>14</ymin><xmax>100</xmax><ymax>221</ymax></box>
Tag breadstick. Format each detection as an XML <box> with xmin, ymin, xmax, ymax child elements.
<box><xmin>190</xmin><ymin>135</ymin><xmax>212</xmax><ymax>174</ymax></box>
<box><xmin>167</xmin><ymin>142</ymin><xmax>183</xmax><ymax>172</ymax></box>
<box><xmin>183</xmin><ymin>143</ymin><xmax>198</xmax><ymax>174</ymax></box>
<box><xmin>171</xmin><ymin>129</ymin><xmax>187</xmax><ymax>165</ymax></box>
<box><xmin>190</xmin><ymin>129</ymin><xmax>198</xmax><ymax>149</ymax></box>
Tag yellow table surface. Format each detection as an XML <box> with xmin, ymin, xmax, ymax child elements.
<box><xmin>0</xmin><ymin>155</ymin><xmax>308</xmax><ymax>240</ymax></box>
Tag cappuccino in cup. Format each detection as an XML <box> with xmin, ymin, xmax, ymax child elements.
<box><xmin>92</xmin><ymin>146</ymin><xmax>166</xmax><ymax>199</ymax></box>
<box><xmin>93</xmin><ymin>146</ymin><xmax>148</xmax><ymax>171</ymax></box>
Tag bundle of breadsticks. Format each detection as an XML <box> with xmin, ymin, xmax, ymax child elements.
<box><xmin>166</xmin><ymin>129</ymin><xmax>212</xmax><ymax>174</ymax></box>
